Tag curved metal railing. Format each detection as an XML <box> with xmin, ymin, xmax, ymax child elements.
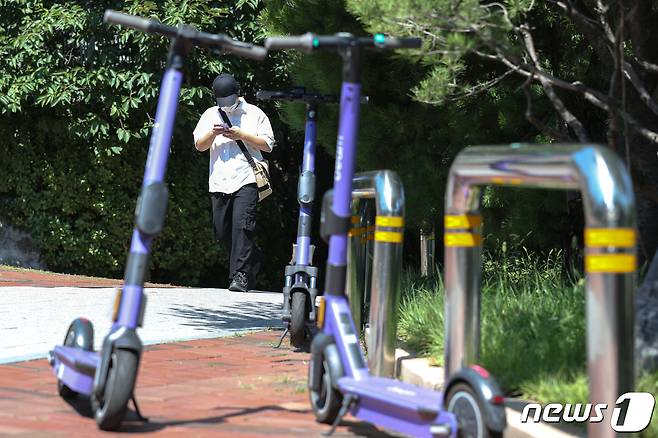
<box><xmin>444</xmin><ymin>143</ymin><xmax>636</xmax><ymax>438</ymax></box>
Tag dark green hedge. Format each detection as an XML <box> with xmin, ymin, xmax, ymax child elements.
<box><xmin>0</xmin><ymin>0</ymin><xmax>326</xmax><ymax>288</ymax></box>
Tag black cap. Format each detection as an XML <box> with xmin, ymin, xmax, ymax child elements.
<box><xmin>213</xmin><ymin>74</ymin><xmax>240</xmax><ymax>107</ymax></box>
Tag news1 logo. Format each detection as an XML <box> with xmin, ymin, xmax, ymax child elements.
<box><xmin>521</xmin><ymin>392</ymin><xmax>655</xmax><ymax>432</ymax></box>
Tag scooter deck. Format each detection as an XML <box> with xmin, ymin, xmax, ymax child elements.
<box><xmin>337</xmin><ymin>376</ymin><xmax>456</xmax><ymax>438</ymax></box>
<box><xmin>54</xmin><ymin>346</ymin><xmax>99</xmax><ymax>375</ymax></box>
<box><xmin>51</xmin><ymin>346</ymin><xmax>99</xmax><ymax>395</ymax></box>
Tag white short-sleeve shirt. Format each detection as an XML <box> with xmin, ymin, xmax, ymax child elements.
<box><xmin>193</xmin><ymin>97</ymin><xmax>275</xmax><ymax>194</ymax></box>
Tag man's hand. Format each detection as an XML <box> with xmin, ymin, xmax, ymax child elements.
<box><xmin>215</xmin><ymin>125</ymin><xmax>270</xmax><ymax>152</ymax></box>
<box><xmin>213</xmin><ymin>123</ymin><xmax>229</xmax><ymax>135</ymax></box>
<box><xmin>195</xmin><ymin>125</ymin><xmax>224</xmax><ymax>152</ymax></box>
<box><xmin>223</xmin><ymin>126</ymin><xmax>245</xmax><ymax>141</ymax></box>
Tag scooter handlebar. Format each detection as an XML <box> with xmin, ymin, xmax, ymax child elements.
<box><xmin>103</xmin><ymin>10</ymin><xmax>175</xmax><ymax>35</ymax></box>
<box><xmin>222</xmin><ymin>39</ymin><xmax>268</xmax><ymax>61</ymax></box>
<box><xmin>104</xmin><ymin>10</ymin><xmax>267</xmax><ymax>61</ymax></box>
<box><xmin>256</xmin><ymin>88</ymin><xmax>339</xmax><ymax>103</ymax></box>
<box><xmin>378</xmin><ymin>36</ymin><xmax>422</xmax><ymax>49</ymax></box>
<box><xmin>256</xmin><ymin>90</ymin><xmax>285</xmax><ymax>100</ymax></box>
<box><xmin>266</xmin><ymin>32</ymin><xmax>421</xmax><ymax>52</ymax></box>
<box><xmin>265</xmin><ymin>33</ymin><xmax>315</xmax><ymax>53</ymax></box>
<box><xmin>257</xmin><ymin>89</ymin><xmax>369</xmax><ymax>104</ymax></box>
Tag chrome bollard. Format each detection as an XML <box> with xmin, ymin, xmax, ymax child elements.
<box><xmin>362</xmin><ymin>198</ymin><xmax>376</xmax><ymax>346</ymax></box>
<box><xmin>444</xmin><ymin>144</ymin><xmax>636</xmax><ymax>438</ymax></box>
<box><xmin>323</xmin><ymin>170</ymin><xmax>405</xmax><ymax>377</ymax></box>
<box><xmin>345</xmin><ymin>197</ymin><xmax>368</xmax><ymax>337</ymax></box>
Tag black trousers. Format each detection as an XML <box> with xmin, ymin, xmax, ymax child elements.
<box><xmin>211</xmin><ymin>183</ymin><xmax>261</xmax><ymax>285</ymax></box>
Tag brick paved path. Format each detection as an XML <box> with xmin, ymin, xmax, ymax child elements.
<box><xmin>0</xmin><ymin>266</ymin><xmax>169</xmax><ymax>287</ymax></box>
<box><xmin>0</xmin><ymin>331</ymin><xmax>392</xmax><ymax>437</ymax></box>
<box><xmin>0</xmin><ymin>267</ymin><xmax>394</xmax><ymax>437</ymax></box>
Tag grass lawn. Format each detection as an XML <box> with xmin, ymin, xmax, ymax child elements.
<box><xmin>397</xmin><ymin>247</ymin><xmax>657</xmax><ymax>436</ymax></box>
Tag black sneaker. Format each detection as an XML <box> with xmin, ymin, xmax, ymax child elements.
<box><xmin>228</xmin><ymin>271</ymin><xmax>249</xmax><ymax>292</ymax></box>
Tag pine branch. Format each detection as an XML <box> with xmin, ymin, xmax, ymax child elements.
<box><xmin>624</xmin><ymin>62</ymin><xmax>658</xmax><ymax>117</ymax></box>
<box><xmin>484</xmin><ymin>39</ymin><xmax>658</xmax><ymax>145</ymax></box>
<box><xmin>549</xmin><ymin>0</ymin><xmax>614</xmax><ymax>62</ymax></box>
<box><xmin>444</xmin><ymin>69</ymin><xmax>517</xmax><ymax>101</ymax></box>
<box><xmin>395</xmin><ymin>6</ymin><xmax>658</xmax><ymax>145</ymax></box>
<box><xmin>522</xmin><ymin>75</ymin><xmax>569</xmax><ymax>141</ymax></box>
<box><xmin>520</xmin><ymin>25</ymin><xmax>589</xmax><ymax>141</ymax></box>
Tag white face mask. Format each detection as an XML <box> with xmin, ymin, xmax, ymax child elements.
<box><xmin>221</xmin><ymin>99</ymin><xmax>240</xmax><ymax>113</ymax></box>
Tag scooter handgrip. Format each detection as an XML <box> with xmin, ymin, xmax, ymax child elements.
<box><xmin>256</xmin><ymin>90</ymin><xmax>279</xmax><ymax>100</ymax></box>
<box><xmin>225</xmin><ymin>41</ymin><xmax>268</xmax><ymax>61</ymax></box>
<box><xmin>384</xmin><ymin>37</ymin><xmax>422</xmax><ymax>49</ymax></box>
<box><xmin>103</xmin><ymin>10</ymin><xmax>152</xmax><ymax>32</ymax></box>
<box><xmin>265</xmin><ymin>33</ymin><xmax>315</xmax><ymax>53</ymax></box>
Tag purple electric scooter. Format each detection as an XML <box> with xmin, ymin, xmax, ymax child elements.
<box><xmin>47</xmin><ymin>10</ymin><xmax>266</xmax><ymax>431</ymax></box>
<box><xmin>265</xmin><ymin>34</ymin><xmax>507</xmax><ymax>437</ymax></box>
<box><xmin>257</xmin><ymin>87</ymin><xmax>336</xmax><ymax>348</ymax></box>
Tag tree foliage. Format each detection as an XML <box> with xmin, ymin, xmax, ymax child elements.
<box><xmin>346</xmin><ymin>0</ymin><xmax>658</xmax><ymax>262</ymax></box>
<box><xmin>0</xmin><ymin>0</ymin><xmax>296</xmax><ymax>286</ymax></box>
<box><xmin>261</xmin><ymin>0</ymin><xmax>577</xmax><ymax>259</ymax></box>
<box><xmin>3</xmin><ymin>0</ymin><xmax>656</xmax><ymax>288</ymax></box>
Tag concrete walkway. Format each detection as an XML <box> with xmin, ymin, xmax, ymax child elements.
<box><xmin>0</xmin><ymin>287</ymin><xmax>283</xmax><ymax>364</ymax></box>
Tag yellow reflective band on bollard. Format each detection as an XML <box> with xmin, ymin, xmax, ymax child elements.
<box><xmin>444</xmin><ymin>232</ymin><xmax>482</xmax><ymax>247</ymax></box>
<box><xmin>375</xmin><ymin>216</ymin><xmax>404</xmax><ymax>227</ymax></box>
<box><xmin>585</xmin><ymin>228</ymin><xmax>636</xmax><ymax>248</ymax></box>
<box><xmin>585</xmin><ymin>254</ymin><xmax>636</xmax><ymax>273</ymax></box>
<box><xmin>112</xmin><ymin>288</ymin><xmax>122</xmax><ymax>322</ymax></box>
<box><xmin>374</xmin><ymin>231</ymin><xmax>403</xmax><ymax>243</ymax></box>
<box><xmin>444</xmin><ymin>215</ymin><xmax>482</xmax><ymax>229</ymax></box>
<box><xmin>491</xmin><ymin>176</ymin><xmax>523</xmax><ymax>185</ymax></box>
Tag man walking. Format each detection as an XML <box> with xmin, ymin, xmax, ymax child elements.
<box><xmin>193</xmin><ymin>74</ymin><xmax>275</xmax><ymax>292</ymax></box>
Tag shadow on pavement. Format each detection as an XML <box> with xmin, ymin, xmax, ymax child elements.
<box><xmin>116</xmin><ymin>404</ymin><xmax>395</xmax><ymax>437</ymax></box>
<box><xmin>64</xmin><ymin>396</ymin><xmax>93</xmax><ymax>418</ymax></box>
<box><xmin>61</xmin><ymin>399</ymin><xmax>395</xmax><ymax>436</ymax></box>
<box><xmin>167</xmin><ymin>302</ymin><xmax>283</xmax><ymax>331</ymax></box>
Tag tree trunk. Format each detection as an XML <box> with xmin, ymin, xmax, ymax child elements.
<box><xmin>626</xmin><ymin>0</ymin><xmax>658</xmax><ymax>372</ymax></box>
<box><xmin>636</xmin><ymin>249</ymin><xmax>658</xmax><ymax>371</ymax></box>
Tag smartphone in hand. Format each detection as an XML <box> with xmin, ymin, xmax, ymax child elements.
<box><xmin>213</xmin><ymin>123</ymin><xmax>229</xmax><ymax>135</ymax></box>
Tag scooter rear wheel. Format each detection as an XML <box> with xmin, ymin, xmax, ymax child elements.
<box><xmin>91</xmin><ymin>349</ymin><xmax>138</xmax><ymax>431</ymax></box>
<box><xmin>446</xmin><ymin>382</ymin><xmax>502</xmax><ymax>438</ymax></box>
<box><xmin>58</xmin><ymin>318</ymin><xmax>94</xmax><ymax>399</ymax></box>
<box><xmin>290</xmin><ymin>291</ymin><xmax>308</xmax><ymax>348</ymax></box>
<box><xmin>309</xmin><ymin>354</ymin><xmax>342</xmax><ymax>424</ymax></box>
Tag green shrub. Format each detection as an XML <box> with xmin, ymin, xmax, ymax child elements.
<box><xmin>399</xmin><ymin>246</ymin><xmax>585</xmax><ymax>389</ymax></box>
<box><xmin>0</xmin><ymin>1</ymin><xmax>305</xmax><ymax>287</ymax></box>
<box><xmin>398</xmin><ymin>249</ymin><xmax>657</xmax><ymax>436</ymax></box>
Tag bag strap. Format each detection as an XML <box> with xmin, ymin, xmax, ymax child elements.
<box><xmin>217</xmin><ymin>108</ymin><xmax>259</xmax><ymax>171</ymax></box>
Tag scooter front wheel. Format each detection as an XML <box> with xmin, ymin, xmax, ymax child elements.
<box><xmin>91</xmin><ymin>349</ymin><xmax>138</xmax><ymax>431</ymax></box>
<box><xmin>290</xmin><ymin>291</ymin><xmax>308</xmax><ymax>348</ymax></box>
<box><xmin>309</xmin><ymin>354</ymin><xmax>342</xmax><ymax>424</ymax></box>
<box><xmin>446</xmin><ymin>382</ymin><xmax>502</xmax><ymax>438</ymax></box>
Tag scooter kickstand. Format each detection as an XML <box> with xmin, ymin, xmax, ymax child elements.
<box><xmin>274</xmin><ymin>327</ymin><xmax>289</xmax><ymax>349</ymax></box>
<box><xmin>131</xmin><ymin>394</ymin><xmax>149</xmax><ymax>422</ymax></box>
<box><xmin>324</xmin><ymin>394</ymin><xmax>358</xmax><ymax>436</ymax></box>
